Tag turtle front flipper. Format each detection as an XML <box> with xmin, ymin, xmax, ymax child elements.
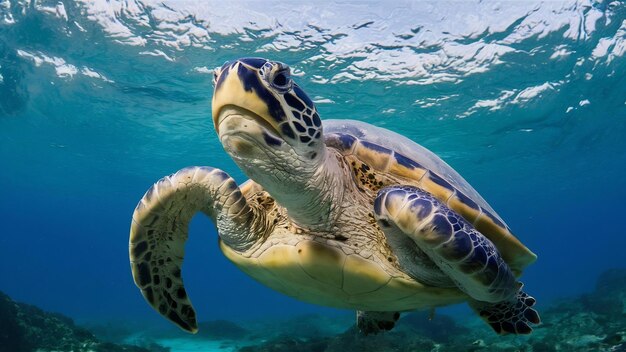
<box><xmin>468</xmin><ymin>287</ymin><xmax>540</xmax><ymax>334</ymax></box>
<box><xmin>129</xmin><ymin>166</ymin><xmax>262</xmax><ymax>333</ymax></box>
<box><xmin>373</xmin><ymin>185</ymin><xmax>540</xmax><ymax>334</ymax></box>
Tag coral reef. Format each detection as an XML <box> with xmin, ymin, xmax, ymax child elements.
<box><xmin>0</xmin><ymin>291</ymin><xmax>29</xmax><ymax>352</ymax></box>
<box><xmin>522</xmin><ymin>268</ymin><xmax>626</xmax><ymax>352</ymax></box>
<box><xmin>2</xmin><ymin>268</ymin><xmax>625</xmax><ymax>352</ymax></box>
<box><xmin>0</xmin><ymin>291</ymin><xmax>168</xmax><ymax>352</ymax></box>
<box><xmin>85</xmin><ymin>320</ymin><xmax>143</xmax><ymax>344</ymax></box>
<box><xmin>237</xmin><ymin>316</ymin><xmax>467</xmax><ymax>352</ymax></box>
<box><xmin>244</xmin><ymin>314</ymin><xmax>352</xmax><ymax>341</ymax></box>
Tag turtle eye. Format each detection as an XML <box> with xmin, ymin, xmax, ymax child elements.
<box><xmin>271</xmin><ymin>69</ymin><xmax>291</xmax><ymax>90</ymax></box>
<box><xmin>212</xmin><ymin>68</ymin><xmax>220</xmax><ymax>85</ymax></box>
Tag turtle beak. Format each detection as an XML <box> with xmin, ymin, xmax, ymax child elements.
<box><xmin>211</xmin><ymin>62</ymin><xmax>282</xmax><ymax>137</ymax></box>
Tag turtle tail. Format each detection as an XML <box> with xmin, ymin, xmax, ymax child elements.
<box><xmin>469</xmin><ymin>286</ymin><xmax>541</xmax><ymax>335</ymax></box>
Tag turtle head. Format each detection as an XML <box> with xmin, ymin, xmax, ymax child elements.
<box><xmin>212</xmin><ymin>57</ymin><xmax>326</xmax><ymax>186</ymax></box>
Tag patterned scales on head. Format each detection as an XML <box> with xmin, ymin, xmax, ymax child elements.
<box><xmin>129</xmin><ymin>57</ymin><xmax>540</xmax><ymax>337</ymax></box>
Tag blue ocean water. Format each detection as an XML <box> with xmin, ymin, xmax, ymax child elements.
<box><xmin>0</xmin><ymin>0</ymin><xmax>625</xmax><ymax>342</ymax></box>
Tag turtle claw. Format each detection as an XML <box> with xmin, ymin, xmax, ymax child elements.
<box><xmin>470</xmin><ymin>290</ymin><xmax>541</xmax><ymax>335</ymax></box>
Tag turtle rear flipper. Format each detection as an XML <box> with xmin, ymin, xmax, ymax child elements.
<box><xmin>356</xmin><ymin>311</ymin><xmax>400</xmax><ymax>335</ymax></box>
<box><xmin>469</xmin><ymin>289</ymin><xmax>541</xmax><ymax>335</ymax></box>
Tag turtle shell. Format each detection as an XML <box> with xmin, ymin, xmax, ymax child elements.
<box><xmin>324</xmin><ymin>119</ymin><xmax>536</xmax><ymax>275</ymax></box>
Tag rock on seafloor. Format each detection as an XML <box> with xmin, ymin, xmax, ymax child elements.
<box><xmin>0</xmin><ymin>290</ymin><xmax>168</xmax><ymax>352</ymax></box>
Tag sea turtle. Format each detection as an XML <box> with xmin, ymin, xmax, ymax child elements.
<box><xmin>129</xmin><ymin>57</ymin><xmax>540</xmax><ymax>336</ymax></box>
